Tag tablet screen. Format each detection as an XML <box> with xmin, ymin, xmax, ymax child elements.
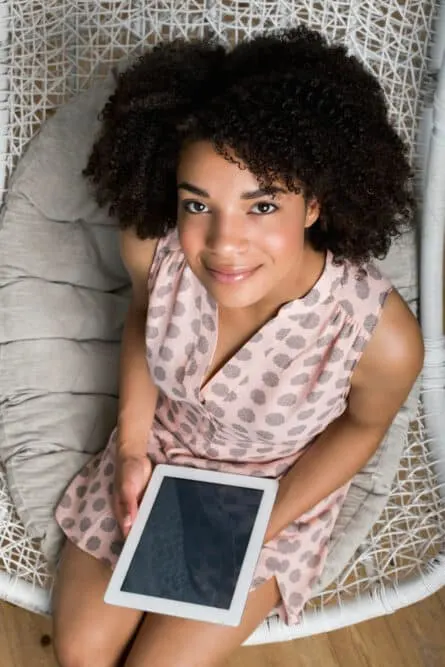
<box><xmin>120</xmin><ymin>477</ymin><xmax>264</xmax><ymax>610</ymax></box>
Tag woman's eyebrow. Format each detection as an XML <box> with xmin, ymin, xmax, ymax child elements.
<box><xmin>177</xmin><ymin>182</ymin><xmax>209</xmax><ymax>197</ymax></box>
<box><xmin>177</xmin><ymin>182</ymin><xmax>286</xmax><ymax>199</ymax></box>
<box><xmin>240</xmin><ymin>186</ymin><xmax>287</xmax><ymax>200</ymax></box>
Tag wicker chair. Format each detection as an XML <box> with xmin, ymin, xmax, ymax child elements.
<box><xmin>0</xmin><ymin>1</ymin><xmax>444</xmax><ymax>645</ymax></box>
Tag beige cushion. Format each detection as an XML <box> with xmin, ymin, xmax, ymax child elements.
<box><xmin>0</xmin><ymin>74</ymin><xmax>419</xmax><ymax>584</ymax></box>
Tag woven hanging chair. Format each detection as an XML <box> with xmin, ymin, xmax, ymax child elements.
<box><xmin>0</xmin><ymin>1</ymin><xmax>444</xmax><ymax>645</ymax></box>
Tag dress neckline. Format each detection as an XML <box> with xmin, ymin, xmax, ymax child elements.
<box><xmin>197</xmin><ymin>250</ymin><xmax>336</xmax><ymax>395</ymax></box>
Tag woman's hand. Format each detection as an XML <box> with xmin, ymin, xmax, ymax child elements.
<box><xmin>114</xmin><ymin>452</ymin><xmax>153</xmax><ymax>538</ymax></box>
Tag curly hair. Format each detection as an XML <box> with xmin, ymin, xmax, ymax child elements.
<box><xmin>84</xmin><ymin>26</ymin><xmax>413</xmax><ymax>264</ymax></box>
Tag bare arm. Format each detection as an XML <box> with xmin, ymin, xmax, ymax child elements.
<box><xmin>113</xmin><ymin>228</ymin><xmax>161</xmax><ymax>535</ymax></box>
<box><xmin>117</xmin><ymin>227</ymin><xmax>159</xmax><ymax>456</ymax></box>
<box><xmin>264</xmin><ymin>290</ymin><xmax>424</xmax><ymax>542</ymax></box>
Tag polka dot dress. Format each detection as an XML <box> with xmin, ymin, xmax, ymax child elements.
<box><xmin>56</xmin><ymin>230</ymin><xmax>392</xmax><ymax>625</ymax></box>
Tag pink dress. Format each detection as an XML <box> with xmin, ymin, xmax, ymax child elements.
<box><xmin>56</xmin><ymin>229</ymin><xmax>392</xmax><ymax>624</ymax></box>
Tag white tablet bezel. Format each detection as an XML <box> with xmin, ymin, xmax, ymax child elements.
<box><xmin>104</xmin><ymin>464</ymin><xmax>278</xmax><ymax>626</ymax></box>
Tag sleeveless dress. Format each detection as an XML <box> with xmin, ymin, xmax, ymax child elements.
<box><xmin>55</xmin><ymin>229</ymin><xmax>392</xmax><ymax>625</ymax></box>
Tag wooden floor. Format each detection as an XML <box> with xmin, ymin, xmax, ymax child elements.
<box><xmin>2</xmin><ymin>588</ymin><xmax>445</xmax><ymax>667</ymax></box>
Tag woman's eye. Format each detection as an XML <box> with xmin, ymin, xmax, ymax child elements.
<box><xmin>182</xmin><ymin>200</ymin><xmax>209</xmax><ymax>214</ymax></box>
<box><xmin>251</xmin><ymin>201</ymin><xmax>278</xmax><ymax>215</ymax></box>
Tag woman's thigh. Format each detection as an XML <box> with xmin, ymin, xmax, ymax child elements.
<box><xmin>52</xmin><ymin>540</ymin><xmax>143</xmax><ymax>667</ymax></box>
<box><xmin>124</xmin><ymin>577</ymin><xmax>280</xmax><ymax>667</ymax></box>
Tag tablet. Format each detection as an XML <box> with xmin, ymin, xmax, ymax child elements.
<box><xmin>104</xmin><ymin>464</ymin><xmax>278</xmax><ymax>626</ymax></box>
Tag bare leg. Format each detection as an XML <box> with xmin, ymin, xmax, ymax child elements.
<box><xmin>124</xmin><ymin>577</ymin><xmax>280</xmax><ymax>667</ymax></box>
<box><xmin>52</xmin><ymin>541</ymin><xmax>144</xmax><ymax>667</ymax></box>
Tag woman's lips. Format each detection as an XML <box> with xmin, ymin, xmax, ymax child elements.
<box><xmin>205</xmin><ymin>265</ymin><xmax>260</xmax><ymax>284</ymax></box>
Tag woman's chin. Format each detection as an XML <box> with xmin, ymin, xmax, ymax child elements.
<box><xmin>208</xmin><ymin>285</ymin><xmax>266</xmax><ymax>310</ymax></box>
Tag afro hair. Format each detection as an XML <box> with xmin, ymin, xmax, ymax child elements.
<box><xmin>84</xmin><ymin>26</ymin><xmax>413</xmax><ymax>264</ymax></box>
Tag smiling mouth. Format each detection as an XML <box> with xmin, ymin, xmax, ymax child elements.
<box><xmin>205</xmin><ymin>264</ymin><xmax>261</xmax><ymax>284</ymax></box>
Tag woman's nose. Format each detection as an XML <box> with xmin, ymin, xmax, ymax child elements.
<box><xmin>206</xmin><ymin>212</ymin><xmax>248</xmax><ymax>254</ymax></box>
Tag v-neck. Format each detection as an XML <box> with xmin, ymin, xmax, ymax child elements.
<box><xmin>198</xmin><ymin>250</ymin><xmax>334</xmax><ymax>396</ymax></box>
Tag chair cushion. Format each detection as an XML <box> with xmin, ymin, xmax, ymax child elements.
<box><xmin>0</xmin><ymin>72</ymin><xmax>419</xmax><ymax>585</ymax></box>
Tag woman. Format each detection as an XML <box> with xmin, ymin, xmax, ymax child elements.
<box><xmin>53</xmin><ymin>26</ymin><xmax>423</xmax><ymax>667</ymax></box>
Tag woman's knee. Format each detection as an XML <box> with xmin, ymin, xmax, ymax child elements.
<box><xmin>52</xmin><ymin>542</ymin><xmax>139</xmax><ymax>666</ymax></box>
<box><xmin>53</xmin><ymin>623</ymin><xmax>119</xmax><ymax>667</ymax></box>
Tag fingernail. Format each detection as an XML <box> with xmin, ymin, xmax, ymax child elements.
<box><xmin>124</xmin><ymin>514</ymin><xmax>132</xmax><ymax>527</ymax></box>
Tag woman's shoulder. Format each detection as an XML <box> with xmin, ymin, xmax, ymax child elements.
<box><xmin>153</xmin><ymin>228</ymin><xmax>182</xmax><ymax>256</ymax></box>
<box><xmin>330</xmin><ymin>256</ymin><xmax>393</xmax><ymax>329</ymax></box>
<box><xmin>147</xmin><ymin>228</ymin><xmax>186</xmax><ymax>295</ymax></box>
<box><xmin>119</xmin><ymin>226</ymin><xmax>183</xmax><ymax>301</ymax></box>
<box><xmin>350</xmin><ymin>288</ymin><xmax>423</xmax><ymax>394</ymax></box>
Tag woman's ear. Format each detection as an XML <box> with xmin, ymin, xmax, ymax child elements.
<box><xmin>304</xmin><ymin>197</ymin><xmax>321</xmax><ymax>229</ymax></box>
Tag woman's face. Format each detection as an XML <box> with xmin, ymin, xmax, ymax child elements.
<box><xmin>177</xmin><ymin>140</ymin><xmax>321</xmax><ymax>311</ymax></box>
